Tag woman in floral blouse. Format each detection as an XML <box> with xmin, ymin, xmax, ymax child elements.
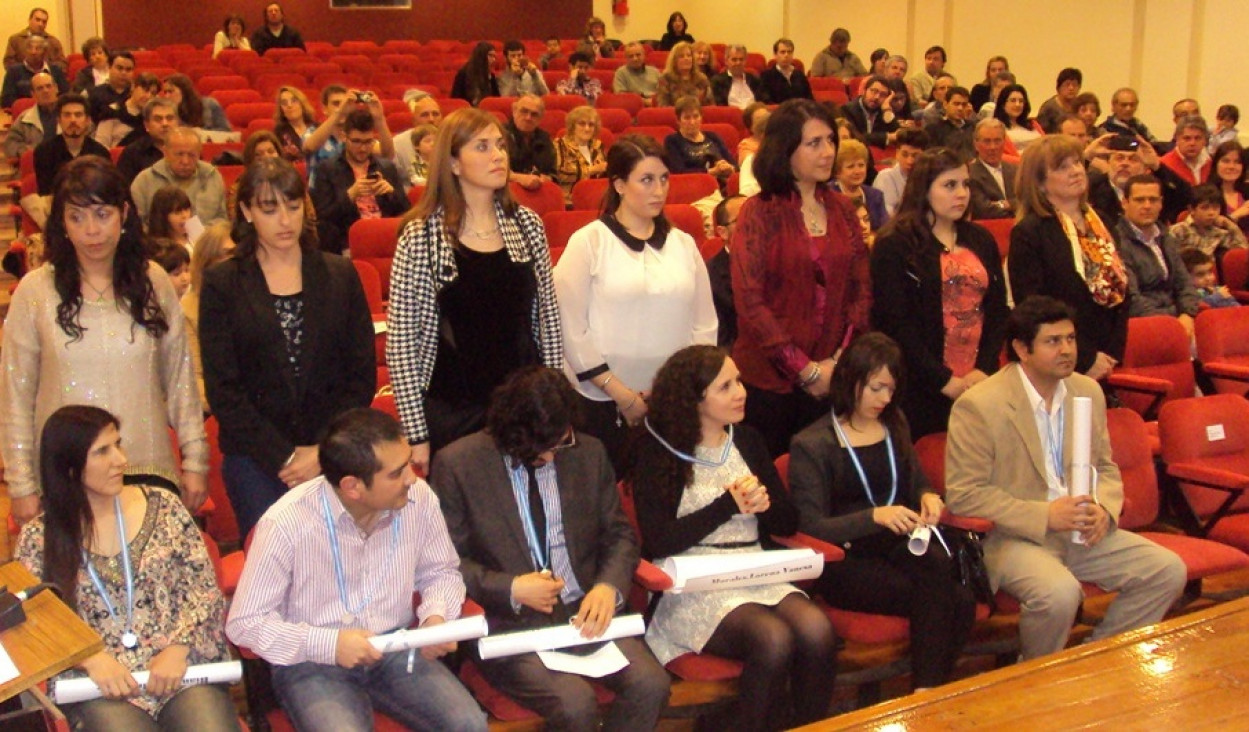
<box><xmin>553</xmin><ymin>106</ymin><xmax>607</xmax><ymax>205</ymax></box>
<box><xmin>17</xmin><ymin>405</ymin><xmax>237</xmax><ymax>731</ymax></box>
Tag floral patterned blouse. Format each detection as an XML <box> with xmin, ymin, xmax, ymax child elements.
<box><xmin>17</xmin><ymin>488</ymin><xmax>229</xmax><ymax>716</ymax></box>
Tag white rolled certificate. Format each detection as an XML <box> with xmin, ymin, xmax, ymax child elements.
<box><xmin>369</xmin><ymin>615</ymin><xmax>489</xmax><ymax>654</ymax></box>
<box><xmin>908</xmin><ymin>525</ymin><xmax>932</xmax><ymax>556</ymax></box>
<box><xmin>1070</xmin><ymin>396</ymin><xmax>1092</xmax><ymax>544</ymax></box>
<box><xmin>52</xmin><ymin>660</ymin><xmax>242</xmax><ymax>705</ymax></box>
<box><xmin>659</xmin><ymin>548</ymin><xmax>823</xmax><ymax>594</ymax></box>
<box><xmin>477</xmin><ymin>614</ymin><xmax>646</xmax><ymax>660</ymax></box>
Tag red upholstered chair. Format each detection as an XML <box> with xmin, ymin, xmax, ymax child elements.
<box><xmin>809</xmin><ymin>76</ymin><xmax>847</xmax><ymax>93</ymax></box>
<box><xmin>477</xmin><ymin>96</ymin><xmax>513</xmax><ymax>116</ymax></box>
<box><xmin>622</xmin><ymin>126</ymin><xmax>676</xmax><ymax>149</ymax></box>
<box><xmin>1160</xmin><ymin>394</ymin><xmax>1249</xmax><ymax>553</ymax></box>
<box><xmin>209</xmin><ymin>88</ymin><xmax>263</xmax><ymax>108</ymax></box>
<box><xmin>570</xmin><ymin>178</ymin><xmax>609</xmax><ymax>211</ymax></box>
<box><xmin>538</xmin><ymin>109</ymin><xmax>568</xmax><ymax>138</ymax></box>
<box><xmin>1195</xmin><ymin>307</ymin><xmax>1249</xmax><ymax>397</ymax></box>
<box><xmin>435</xmin><ymin>97</ymin><xmax>471</xmax><ymax>114</ymax></box>
<box><xmin>1219</xmin><ymin>247</ymin><xmax>1249</xmax><ymax>302</ymax></box>
<box><xmin>353</xmin><ymin>260</ymin><xmax>387</xmax><ymax>365</ymax></box>
<box><xmin>541</xmin><ymin>209</ymin><xmax>597</xmax><ymax>265</ymax></box>
<box><xmin>348</xmin><ymin>217</ymin><xmax>403</xmax><ymax>300</ymax></box>
<box><xmin>217</xmin><ymin>48</ymin><xmax>260</xmax><ymax>69</ymax></box>
<box><xmin>508</xmin><ymin>180</ymin><xmax>566</xmax><ymax>217</ymax></box>
<box><xmin>541</xmin><ymin>93</ymin><xmax>589</xmax><ymax>112</ymax></box>
<box><xmin>200</xmin><ymin>76</ymin><xmax>252</xmax><ymax>94</ymax></box>
<box><xmin>699</xmin><ymin>236</ymin><xmax>724</xmax><ymax>262</ymax></box>
<box><xmin>972</xmin><ymin>218</ymin><xmax>1014</xmax><ymax>261</ymax></box>
<box><xmin>664</xmin><ymin>204</ymin><xmax>706</xmax><ymax>246</ymax></box>
<box><xmin>702</xmin><ymin>123</ymin><xmax>739</xmax><ymax>155</ymax></box>
<box><xmin>406</xmin><ymin>184</ymin><xmax>426</xmax><ymax>208</ymax></box>
<box><xmin>667</xmin><ymin>172</ymin><xmax>719</xmax><ymax>205</ymax></box>
<box><xmin>596</xmin><ymin>92</ymin><xmax>645</xmax><ymax>119</ymax></box>
<box><xmin>597</xmin><ymin>107</ymin><xmax>633</xmax><ymax>133</ymax></box>
<box><xmin>636</xmin><ymin>106</ymin><xmax>678</xmax><ymax>128</ymax></box>
<box><xmin>255</xmin><ymin>73</ymin><xmax>306</xmax><ymax>98</ymax></box>
<box><xmin>244</xmin><ymin>118</ymin><xmax>277</xmax><ymax>138</ymax></box>
<box><xmin>225</xmin><ymin>102</ymin><xmax>278</xmax><ymax>130</ymax></box>
<box><xmin>262</xmin><ymin>47</ymin><xmax>307</xmax><ymax>63</ymax></box>
<box><xmin>381</xmin><ymin>40</ymin><xmax>423</xmax><ymax>54</ymax></box>
<box><xmin>1105</xmin><ymin>316</ymin><xmax>1194</xmax><ymax>454</ymax></box>
<box><xmin>1108</xmin><ymin>407</ymin><xmax>1249</xmax><ymax>595</ymax></box>
<box><xmin>541</xmin><ymin>71</ymin><xmax>569</xmax><ymax>91</ymax></box>
<box><xmin>385</xmin><ymin>112</ymin><xmax>413</xmax><ymax>133</ymax></box>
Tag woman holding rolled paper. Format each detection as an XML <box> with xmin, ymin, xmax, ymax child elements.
<box><xmin>789</xmin><ymin>332</ymin><xmax>976</xmax><ymax>691</ymax></box>
<box><xmin>16</xmin><ymin>405</ymin><xmax>238</xmax><ymax>731</ymax></box>
<box><xmin>631</xmin><ymin>345</ymin><xmax>837</xmax><ymax>731</ymax></box>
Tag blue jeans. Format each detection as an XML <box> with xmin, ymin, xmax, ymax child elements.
<box><xmin>222</xmin><ymin>454</ymin><xmax>289</xmax><ymax>542</ymax></box>
<box><xmin>271</xmin><ymin>652</ymin><xmax>486</xmax><ymax>732</ymax></box>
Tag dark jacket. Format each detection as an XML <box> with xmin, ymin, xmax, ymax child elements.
<box><xmin>1</xmin><ymin>61</ymin><xmax>68</xmax><ymax>108</ymax></box>
<box><xmin>1008</xmin><ymin>213</ymin><xmax>1130</xmax><ymax>372</ymax></box>
<box><xmin>504</xmin><ymin>121</ymin><xmax>556</xmax><ymax>177</ymax></box>
<box><xmin>968</xmin><ymin>158</ymin><xmax>1018</xmax><ymax>220</ymax></box>
<box><xmin>310</xmin><ymin>153</ymin><xmax>409</xmax><ymax>254</ymax></box>
<box><xmin>1113</xmin><ymin>218</ymin><xmax>1200</xmax><ymax>318</ymax></box>
<box><xmin>33</xmin><ymin>135</ymin><xmax>110</xmax><ymax>195</ymax></box>
<box><xmin>250</xmin><ymin>25</ymin><xmax>305</xmax><ymax>55</ymax></box>
<box><xmin>758</xmin><ymin>65</ymin><xmax>812</xmax><ymax>104</ymax></box>
<box><xmin>840</xmin><ymin>98</ymin><xmax>898</xmax><ymax>149</ymax></box>
<box><xmin>709</xmin><ymin>71</ymin><xmax>766</xmax><ymax>107</ymax></box>
<box><xmin>871</xmin><ymin>221</ymin><xmax>1009</xmax><ymax>438</ymax></box>
<box><xmin>707</xmin><ymin>247</ymin><xmax>737</xmax><ymax>349</ymax></box>
<box><xmin>116</xmin><ymin>134</ymin><xmax>162</xmax><ymax>185</ymax></box>
<box><xmin>200</xmin><ymin>251</ymin><xmax>376</xmax><ymax>474</ymax></box>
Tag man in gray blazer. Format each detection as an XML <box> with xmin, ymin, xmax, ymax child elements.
<box><xmin>968</xmin><ymin>118</ymin><xmax>1018</xmax><ymax>219</ymax></box>
<box><xmin>430</xmin><ymin>366</ymin><xmax>670</xmax><ymax>731</ymax></box>
<box><xmin>946</xmin><ymin>296</ymin><xmax>1185</xmax><ymax>660</ymax></box>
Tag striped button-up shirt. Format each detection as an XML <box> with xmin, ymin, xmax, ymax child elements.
<box><xmin>226</xmin><ymin>476</ymin><xmax>466</xmax><ymax>666</ymax></box>
<box><xmin>505</xmin><ymin>459</ymin><xmax>585</xmax><ymax>605</ymax></box>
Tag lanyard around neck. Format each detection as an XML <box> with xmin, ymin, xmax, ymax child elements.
<box><xmin>644</xmin><ymin>419</ymin><xmax>734</xmax><ymax>468</ymax></box>
<box><xmin>319</xmin><ymin>485</ymin><xmax>399</xmax><ymax>623</ymax></box>
<box><xmin>82</xmin><ymin>495</ymin><xmax>137</xmax><ymax>648</ymax></box>
<box><xmin>1043</xmin><ymin>403</ymin><xmax>1066</xmax><ymax>485</ymax></box>
<box><xmin>831</xmin><ymin>416</ymin><xmax>897</xmax><ymax>507</ymax></box>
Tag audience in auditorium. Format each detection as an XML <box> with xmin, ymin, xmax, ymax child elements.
<box><xmin>163</xmin><ymin>73</ymin><xmax>231</xmax><ymax>133</ymax></box>
<box><xmin>1114</xmin><ymin>175</ymin><xmax>1200</xmax><ymax>333</ymax></box>
<box><xmin>71</xmin><ymin>36</ymin><xmax>109</xmax><ymax>93</ymax></box>
<box><xmin>733</xmin><ymin>99</ymin><xmax>869</xmax><ymax>457</ymax></box>
<box><xmin>1009</xmin><ymin>135</ymin><xmax>1129</xmax><ymax>381</ymax></box>
<box><xmin>871</xmin><ymin>149</ymin><xmax>1008</xmax><ymax>438</ymax></box>
<box><xmin>873</xmin><ymin>128</ymin><xmax>928</xmax><ymax>217</ymax></box>
<box><xmin>250</xmin><ymin>3</ymin><xmax>305</xmax><ymax>56</ymax></box>
<box><xmin>976</xmin><ymin>70</ymin><xmax>1015</xmax><ymax>121</ymax></box>
<box><xmin>117</xmin><ymin>97</ymin><xmax>179</xmax><ymax>184</ymax></box>
<box><xmin>388</xmin><ymin>108</ymin><xmax>562</xmax><ymax>472</ymax></box>
<box><xmin>1209</xmin><ymin>104</ymin><xmax>1240</xmax><ymax>153</ymax></box>
<box><xmin>305</xmin><ymin>87</ymin><xmax>396</xmax><ymax>187</ymax></box>
<box><xmin>884</xmin><ymin>54</ymin><xmax>908</xmax><ymax>82</ymax></box>
<box><xmin>738</xmin><ymin>102</ymin><xmax>770</xmax><ymax>160</ymax></box>
<box><xmin>659</xmin><ymin>11</ymin><xmax>694</xmax><ymax>51</ymax></box>
<box><xmin>968</xmin><ymin>118</ymin><xmax>1018</xmax><ymax>219</ymax></box>
<box><xmin>553</xmin><ymin>105</ymin><xmax>607</xmax><ymax>204</ymax></box>
<box><xmin>3</xmin><ymin>70</ymin><xmax>57</xmax><ymax>158</ymax></box>
<box><xmin>2</xmin><ymin>34</ymin><xmax>68</xmax><ymax>108</ymax></box>
<box><xmin>212</xmin><ymin>13</ymin><xmax>250</xmax><ymax>58</ymax></box>
<box><xmin>201</xmin><ymin>157</ymin><xmax>375</xmax><ymax>541</ymax></box>
<box><xmin>498</xmin><ymin>39</ymin><xmax>549</xmax><ymax>97</ymax></box>
<box><xmin>131</xmin><ymin>126</ymin><xmax>228</xmax><ymax>225</ymax></box>
<box><xmin>925</xmin><ymin>85</ymin><xmax>975</xmax><ymax>162</ymax></box>
<box><xmin>86</xmin><ymin>51</ymin><xmax>135</xmax><ymax>125</ymax></box>
<box><xmin>451</xmin><ymin>41</ymin><xmax>500</xmax><ymax>107</ymax></box>
<box><xmin>614</xmin><ymin>41</ymin><xmax>661</xmax><ymax>101</ymax></box>
<box><xmin>227</xmin><ymin>407</ymin><xmax>486</xmax><ymax>732</ymax></box>
<box><xmin>430</xmin><ymin>366</ymin><xmax>670</xmax><ymax>731</ymax></box>
<box><xmin>1101</xmin><ymin>88</ymin><xmax>1159</xmax><ymax>146</ymax></box>
<box><xmin>869</xmin><ymin>48</ymin><xmax>890</xmax><ymax>76</ymax></box>
<box><xmin>578</xmin><ymin>16</ymin><xmax>619</xmax><ymax>59</ymax></box>
<box><xmin>840</xmin><ymin>75</ymin><xmax>899</xmax><ymax>149</ymax></box>
<box><xmin>810</xmin><ymin>27</ymin><xmax>867</xmax><ymax>80</ymax></box>
<box><xmin>1170</xmin><ymin>182</ymin><xmax>1248</xmax><ymax>262</ymax></box>
<box><xmin>555</xmin><ymin>52</ymin><xmax>603</xmax><ymax>105</ymax></box>
<box><xmin>33</xmin><ymin>94</ymin><xmax>109</xmax><ymax>201</ymax></box>
<box><xmin>94</xmin><ymin>71</ymin><xmax>158</xmax><ymax>148</ymax></box>
<box><xmin>709</xmin><ymin>195</ymin><xmax>745</xmax><ymax>349</ymax></box>
<box><xmin>633</xmin><ymin>345</ymin><xmax>837</xmax><ymax>731</ymax></box>
<box><xmin>946</xmin><ymin>295</ymin><xmax>1186</xmax><ymax>661</ymax></box>
<box><xmin>970</xmin><ymin>56</ymin><xmax>1008</xmax><ymax>112</ymax></box>
<box><xmin>150</xmin><ymin>238</ymin><xmax>192</xmax><ymax>297</ymax></box>
<box><xmin>1087</xmin><ymin>134</ymin><xmax>1164</xmax><ymax>229</ymax></box>
<box><xmin>1160</xmin><ymin>115</ymin><xmax>1212</xmax><ymax>186</ymax></box>
<box><xmin>1206</xmin><ymin>140</ymin><xmax>1249</xmax><ymax>236</ymax></box>
<box><xmin>759</xmin><ymin>38</ymin><xmax>812</xmax><ymax>104</ymax></box>
<box><xmin>311</xmin><ymin>109</ymin><xmax>408</xmax><ymax>254</ymax></box>
<box><xmin>4</xmin><ymin>7</ymin><xmax>65</xmax><ymax>69</ymax></box>
<box><xmin>394</xmin><ymin>92</ymin><xmax>443</xmax><ymax>186</ymax></box>
<box><xmin>790</xmin><ymin>332</ymin><xmax>976</xmax><ymax>688</ymax></box>
<box><xmin>554</xmin><ymin>134</ymin><xmax>716</xmax><ymax>470</ymax></box>
<box><xmin>505</xmin><ymin>94</ymin><xmax>557</xmax><ymax>191</ymax></box>
<box><xmin>655</xmin><ymin>41</ymin><xmax>712</xmax><ymax>107</ymax></box>
<box><xmin>1184</xmin><ymin>248</ymin><xmax>1242</xmax><ymax>308</ymax></box>
<box><xmin>711</xmin><ymin>44</ymin><xmax>764</xmax><ymax>109</ymax></box>
<box><xmin>664</xmin><ymin>96</ymin><xmax>736</xmax><ymax>181</ymax></box>
<box><xmin>907</xmin><ymin>45</ymin><xmax>950</xmax><ymax>105</ymax></box>
<box><xmin>994</xmin><ymin>83</ymin><xmax>1042</xmax><ymax>153</ymax></box>
<box><xmin>1</xmin><ymin>156</ymin><xmax>208</xmax><ymax>524</ymax></box>
<box><xmin>1036</xmin><ymin>67</ymin><xmax>1084</xmax><ymax>134</ymax></box>
<box><xmin>538</xmin><ymin>35</ymin><xmax>563</xmax><ymax>70</ymax></box>
<box><xmin>228</xmin><ymin>130</ymin><xmax>319</xmax><ymax>225</ymax></box>
<box><xmin>1073</xmin><ymin>92</ymin><xmax>1102</xmax><ymax>134</ymax></box>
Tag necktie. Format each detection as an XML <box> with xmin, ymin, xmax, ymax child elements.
<box><xmin>525</xmin><ymin>464</ymin><xmax>548</xmax><ymax>571</ymax></box>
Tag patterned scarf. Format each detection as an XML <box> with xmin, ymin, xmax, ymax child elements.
<box><xmin>1057</xmin><ymin>208</ymin><xmax>1128</xmax><ymax>307</ymax></box>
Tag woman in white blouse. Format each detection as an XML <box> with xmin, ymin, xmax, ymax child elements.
<box><xmin>212</xmin><ymin>14</ymin><xmax>251</xmax><ymax>58</ymax></box>
<box><xmin>553</xmin><ymin>133</ymin><xmax>718</xmax><ymax>471</ymax></box>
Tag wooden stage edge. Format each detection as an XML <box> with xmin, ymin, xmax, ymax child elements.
<box><xmin>800</xmin><ymin>596</ymin><xmax>1249</xmax><ymax>730</ymax></box>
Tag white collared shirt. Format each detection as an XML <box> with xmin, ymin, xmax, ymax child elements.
<box><xmin>980</xmin><ymin>158</ymin><xmax>1006</xmax><ymax>197</ymax></box>
<box><xmin>1017</xmin><ymin>367</ymin><xmax>1069</xmax><ymax>503</ymax></box>
<box><xmin>727</xmin><ymin>76</ymin><xmax>755</xmax><ymax>109</ymax></box>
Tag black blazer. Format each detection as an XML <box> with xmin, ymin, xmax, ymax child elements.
<box><xmin>840</xmin><ymin>98</ymin><xmax>898</xmax><ymax>149</ymax></box>
<box><xmin>871</xmin><ymin>221</ymin><xmax>1009</xmax><ymax>438</ymax></box>
<box><xmin>310</xmin><ymin>154</ymin><xmax>409</xmax><ymax>254</ymax></box>
<box><xmin>200</xmin><ymin>250</ymin><xmax>377</xmax><ymax>474</ymax></box>
<box><xmin>1008</xmin><ymin>213</ymin><xmax>1130</xmax><ymax>373</ymax></box>
<box><xmin>709</xmin><ymin>71</ymin><xmax>766</xmax><ymax>106</ymax></box>
<box><xmin>968</xmin><ymin>159</ymin><xmax>1018</xmax><ymax>220</ymax></box>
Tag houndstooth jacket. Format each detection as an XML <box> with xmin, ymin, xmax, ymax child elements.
<box><xmin>386</xmin><ymin>200</ymin><xmax>563</xmax><ymax>444</ymax></box>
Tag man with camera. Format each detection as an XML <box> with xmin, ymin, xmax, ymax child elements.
<box><xmin>305</xmin><ymin>85</ymin><xmax>396</xmax><ymax>187</ymax></box>
<box><xmin>499</xmin><ymin>40</ymin><xmax>548</xmax><ymax>97</ymax></box>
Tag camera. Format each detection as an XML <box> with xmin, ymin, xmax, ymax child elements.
<box><xmin>357</xmin><ymin>92</ymin><xmax>374</xmax><ymax>104</ymax></box>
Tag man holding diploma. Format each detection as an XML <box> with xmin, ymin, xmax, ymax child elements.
<box><xmin>431</xmin><ymin>367</ymin><xmax>670</xmax><ymax>731</ymax></box>
<box><xmin>946</xmin><ymin>296</ymin><xmax>1185</xmax><ymax>659</ymax></box>
<box><xmin>226</xmin><ymin>408</ymin><xmax>486</xmax><ymax>731</ymax></box>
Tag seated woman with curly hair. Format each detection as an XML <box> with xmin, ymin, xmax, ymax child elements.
<box><xmin>554</xmin><ymin>105</ymin><xmax>607</xmax><ymax>205</ymax></box>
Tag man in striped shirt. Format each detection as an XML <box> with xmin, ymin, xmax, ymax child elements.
<box><xmin>227</xmin><ymin>408</ymin><xmax>486</xmax><ymax>731</ymax></box>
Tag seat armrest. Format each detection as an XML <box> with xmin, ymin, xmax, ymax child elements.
<box><xmin>772</xmin><ymin>532</ymin><xmax>846</xmax><ymax>562</ymax></box>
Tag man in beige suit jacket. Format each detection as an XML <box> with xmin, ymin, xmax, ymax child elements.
<box><xmin>946</xmin><ymin>296</ymin><xmax>1185</xmax><ymax>660</ymax></box>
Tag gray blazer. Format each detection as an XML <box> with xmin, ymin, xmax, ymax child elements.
<box><xmin>429</xmin><ymin>430</ymin><xmax>638</xmax><ymax>632</ymax></box>
<box><xmin>968</xmin><ymin>158</ymin><xmax>1018</xmax><ymax>220</ymax></box>
<box><xmin>1113</xmin><ymin>219</ymin><xmax>1200</xmax><ymax>318</ymax></box>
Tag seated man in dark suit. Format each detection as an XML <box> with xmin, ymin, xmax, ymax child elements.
<box><xmin>505</xmin><ymin>94</ymin><xmax>557</xmax><ymax>192</ymax></box>
<box><xmin>86</xmin><ymin>51</ymin><xmax>135</xmax><ymax>125</ymax></box>
<box><xmin>711</xmin><ymin>44</ymin><xmax>766</xmax><ymax>109</ymax></box>
<box><xmin>709</xmin><ymin>195</ymin><xmax>746</xmax><ymax>349</ymax></box>
<box><xmin>968</xmin><ymin>118</ymin><xmax>1018</xmax><ymax>219</ymax></box>
<box><xmin>250</xmin><ymin>2</ymin><xmax>305</xmax><ymax>55</ymax></box>
<box><xmin>116</xmin><ymin>97</ymin><xmax>179</xmax><ymax>184</ymax></box>
<box><xmin>25</xmin><ymin>93</ymin><xmax>109</xmax><ymax>229</ymax></box>
<box><xmin>310</xmin><ymin>108</ymin><xmax>409</xmax><ymax>255</ymax></box>
<box><xmin>430</xmin><ymin>367</ymin><xmax>671</xmax><ymax>731</ymax></box>
<box><xmin>840</xmin><ymin>74</ymin><xmax>899</xmax><ymax>149</ymax></box>
<box><xmin>1</xmin><ymin>34</ymin><xmax>67</xmax><ymax>108</ymax></box>
<box><xmin>759</xmin><ymin>38</ymin><xmax>812</xmax><ymax>103</ymax></box>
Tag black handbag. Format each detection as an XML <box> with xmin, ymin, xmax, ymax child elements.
<box><xmin>947</xmin><ymin>529</ymin><xmax>997</xmax><ymax>614</ymax></box>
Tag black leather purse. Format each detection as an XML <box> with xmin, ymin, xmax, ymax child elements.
<box><xmin>947</xmin><ymin>529</ymin><xmax>997</xmax><ymax>614</ymax></box>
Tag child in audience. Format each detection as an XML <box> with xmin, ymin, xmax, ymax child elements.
<box><xmin>407</xmin><ymin>123</ymin><xmax>437</xmax><ymax>186</ymax></box>
<box><xmin>1209</xmin><ymin>104</ymin><xmax>1240</xmax><ymax>154</ymax></box>
<box><xmin>1169</xmin><ymin>184</ymin><xmax>1248</xmax><ymax>263</ymax></box>
<box><xmin>147</xmin><ymin>186</ymin><xmax>195</xmax><ymax>253</ymax></box>
<box><xmin>1182</xmin><ymin>248</ymin><xmax>1240</xmax><ymax>308</ymax></box>
<box><xmin>151</xmin><ymin>240</ymin><xmax>192</xmax><ymax>298</ymax></box>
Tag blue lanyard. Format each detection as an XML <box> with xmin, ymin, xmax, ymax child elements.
<box><xmin>644</xmin><ymin>419</ymin><xmax>735</xmax><ymax>468</ymax></box>
<box><xmin>82</xmin><ymin>496</ymin><xmax>137</xmax><ymax>648</ymax></box>
<box><xmin>831</xmin><ymin>416</ymin><xmax>897</xmax><ymax>507</ymax></box>
<box><xmin>1043</xmin><ymin>404</ymin><xmax>1065</xmax><ymax>485</ymax></box>
<box><xmin>319</xmin><ymin>485</ymin><xmax>400</xmax><ymax>624</ymax></box>
<box><xmin>514</xmin><ymin>463</ymin><xmax>550</xmax><ymax>571</ymax></box>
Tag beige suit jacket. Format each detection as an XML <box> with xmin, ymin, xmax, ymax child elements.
<box><xmin>945</xmin><ymin>362</ymin><xmax>1123</xmax><ymax>546</ymax></box>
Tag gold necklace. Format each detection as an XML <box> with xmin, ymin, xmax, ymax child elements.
<box><xmin>83</xmin><ymin>277</ymin><xmax>112</xmax><ymax>303</ymax></box>
<box><xmin>803</xmin><ymin>201</ymin><xmax>826</xmax><ymax>235</ymax></box>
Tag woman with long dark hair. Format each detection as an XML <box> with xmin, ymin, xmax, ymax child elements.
<box><xmin>631</xmin><ymin>345</ymin><xmax>836</xmax><ymax>731</ymax></box>
<box><xmin>162</xmin><ymin>73</ymin><xmax>230</xmax><ymax>132</ymax></box>
<box><xmin>451</xmin><ymin>42</ymin><xmax>501</xmax><ymax>107</ymax></box>
<box><xmin>200</xmin><ymin>157</ymin><xmax>375</xmax><ymax>540</ymax></box>
<box><xmin>993</xmin><ymin>83</ymin><xmax>1042</xmax><ymax>154</ymax></box>
<box><xmin>659</xmin><ymin>11</ymin><xmax>694</xmax><ymax>50</ymax></box>
<box><xmin>732</xmin><ymin>98</ymin><xmax>871</xmax><ymax>457</ymax></box>
<box><xmin>0</xmin><ymin>156</ymin><xmax>207</xmax><ymax>526</ymax></box>
<box><xmin>789</xmin><ymin>332</ymin><xmax>976</xmax><ymax>691</ymax></box>
<box><xmin>1205</xmin><ymin>140</ymin><xmax>1249</xmax><ymax>236</ymax></box>
<box><xmin>870</xmin><ymin>148</ymin><xmax>1008</xmax><ymax>438</ymax></box>
<box><xmin>272</xmin><ymin>85</ymin><xmax>316</xmax><ymax>162</ymax></box>
<box><xmin>387</xmin><ymin>108</ymin><xmax>562</xmax><ymax>473</ymax></box>
<box><xmin>16</xmin><ymin>406</ymin><xmax>237</xmax><ymax>730</ymax></box>
<box><xmin>554</xmin><ymin>134</ymin><xmax>717</xmax><ymax>471</ymax></box>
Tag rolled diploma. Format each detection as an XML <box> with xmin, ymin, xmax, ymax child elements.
<box><xmin>52</xmin><ymin>661</ymin><xmax>242</xmax><ymax>705</ymax></box>
<box><xmin>477</xmin><ymin>614</ymin><xmax>645</xmax><ymax>660</ymax></box>
<box><xmin>1070</xmin><ymin>396</ymin><xmax>1092</xmax><ymax>543</ymax></box>
<box><xmin>660</xmin><ymin>548</ymin><xmax>823</xmax><ymax>593</ymax></box>
<box><xmin>369</xmin><ymin>615</ymin><xmax>489</xmax><ymax>653</ymax></box>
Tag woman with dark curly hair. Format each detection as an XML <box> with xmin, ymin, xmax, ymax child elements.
<box><xmin>789</xmin><ymin>332</ymin><xmax>976</xmax><ymax>691</ymax></box>
<box><xmin>451</xmin><ymin>42</ymin><xmax>501</xmax><ymax>107</ymax></box>
<box><xmin>162</xmin><ymin>73</ymin><xmax>230</xmax><ymax>132</ymax></box>
<box><xmin>0</xmin><ymin>156</ymin><xmax>208</xmax><ymax>526</ymax></box>
<box><xmin>630</xmin><ymin>345</ymin><xmax>835</xmax><ymax>731</ymax></box>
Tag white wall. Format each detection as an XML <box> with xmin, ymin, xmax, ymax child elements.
<box><xmin>594</xmin><ymin>0</ymin><xmax>1248</xmax><ymax>137</ymax></box>
<box><xmin>1</xmin><ymin>2</ymin><xmax>76</xmax><ymax>54</ymax></box>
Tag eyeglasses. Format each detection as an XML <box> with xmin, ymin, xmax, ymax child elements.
<box><xmin>346</xmin><ymin>137</ymin><xmax>375</xmax><ymax>147</ymax></box>
<box><xmin>548</xmin><ymin>431</ymin><xmax>578</xmax><ymax>453</ymax></box>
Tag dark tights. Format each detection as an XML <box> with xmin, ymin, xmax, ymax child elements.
<box><xmin>702</xmin><ymin>594</ymin><xmax>837</xmax><ymax>731</ymax></box>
